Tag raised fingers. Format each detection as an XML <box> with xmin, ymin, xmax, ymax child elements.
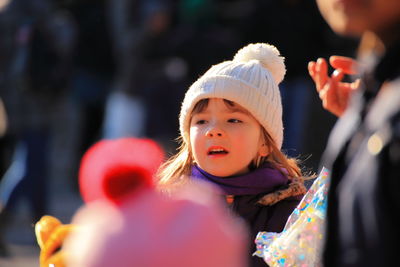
<box><xmin>330</xmin><ymin>56</ymin><xmax>358</xmax><ymax>75</ymax></box>
<box><xmin>308</xmin><ymin>58</ymin><xmax>328</xmax><ymax>92</ymax></box>
<box><xmin>315</xmin><ymin>58</ymin><xmax>328</xmax><ymax>92</ymax></box>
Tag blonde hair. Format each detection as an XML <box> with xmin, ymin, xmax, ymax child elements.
<box><xmin>256</xmin><ymin>129</ymin><xmax>302</xmax><ymax>178</ymax></box>
<box><xmin>157</xmin><ymin>98</ymin><xmax>304</xmax><ymax>193</ymax></box>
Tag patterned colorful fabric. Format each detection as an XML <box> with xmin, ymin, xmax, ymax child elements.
<box><xmin>254</xmin><ymin>167</ymin><xmax>330</xmax><ymax>267</ymax></box>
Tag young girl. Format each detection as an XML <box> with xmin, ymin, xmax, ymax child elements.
<box><xmin>157</xmin><ymin>43</ymin><xmax>308</xmax><ymax>267</ymax></box>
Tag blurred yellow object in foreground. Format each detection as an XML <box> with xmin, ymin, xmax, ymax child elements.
<box><xmin>35</xmin><ymin>215</ymin><xmax>77</xmax><ymax>267</ymax></box>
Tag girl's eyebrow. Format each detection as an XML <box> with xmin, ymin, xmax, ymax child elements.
<box><xmin>223</xmin><ymin>105</ymin><xmax>252</xmax><ymax>116</ymax></box>
<box><xmin>228</xmin><ymin>108</ymin><xmax>249</xmax><ymax>114</ymax></box>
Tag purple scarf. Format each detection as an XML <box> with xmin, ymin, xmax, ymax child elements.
<box><xmin>191</xmin><ymin>164</ymin><xmax>288</xmax><ymax>195</ymax></box>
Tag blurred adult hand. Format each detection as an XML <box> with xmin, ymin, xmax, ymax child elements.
<box><xmin>308</xmin><ymin>56</ymin><xmax>360</xmax><ymax>117</ymax></box>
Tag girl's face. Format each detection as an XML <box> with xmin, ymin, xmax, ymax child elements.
<box><xmin>189</xmin><ymin>98</ymin><xmax>265</xmax><ymax>177</ymax></box>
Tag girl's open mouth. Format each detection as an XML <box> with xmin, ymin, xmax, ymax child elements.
<box><xmin>207</xmin><ymin>146</ymin><xmax>229</xmax><ymax>156</ymax></box>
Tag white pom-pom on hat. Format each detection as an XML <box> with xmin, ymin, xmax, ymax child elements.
<box><xmin>233</xmin><ymin>43</ymin><xmax>286</xmax><ymax>84</ymax></box>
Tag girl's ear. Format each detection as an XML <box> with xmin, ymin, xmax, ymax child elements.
<box><xmin>259</xmin><ymin>144</ymin><xmax>271</xmax><ymax>157</ymax></box>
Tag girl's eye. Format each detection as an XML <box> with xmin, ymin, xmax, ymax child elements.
<box><xmin>195</xmin><ymin>120</ymin><xmax>207</xmax><ymax>125</ymax></box>
<box><xmin>228</xmin><ymin>119</ymin><xmax>242</xmax><ymax>123</ymax></box>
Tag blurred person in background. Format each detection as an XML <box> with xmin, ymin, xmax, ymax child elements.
<box><xmin>65</xmin><ymin>0</ymin><xmax>115</xmax><ymax>165</ymax></box>
<box><xmin>308</xmin><ymin>0</ymin><xmax>400</xmax><ymax>266</ymax></box>
<box><xmin>65</xmin><ymin>0</ymin><xmax>174</xmax><ymax>160</ymax></box>
<box><xmin>55</xmin><ymin>0</ymin><xmax>171</xmax><ymax>192</ymax></box>
<box><xmin>0</xmin><ymin>0</ymin><xmax>76</xmax><ymax>256</ymax></box>
<box><xmin>102</xmin><ymin>0</ymin><xmax>172</xmax><ymax>141</ymax></box>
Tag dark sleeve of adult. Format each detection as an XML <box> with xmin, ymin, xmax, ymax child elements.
<box><xmin>382</xmin><ymin>114</ymin><xmax>400</xmax><ymax>248</ymax></box>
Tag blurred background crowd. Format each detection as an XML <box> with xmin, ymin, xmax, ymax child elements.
<box><xmin>0</xmin><ymin>0</ymin><xmax>358</xmax><ymax>265</ymax></box>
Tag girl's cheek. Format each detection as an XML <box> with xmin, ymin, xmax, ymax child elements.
<box><xmin>189</xmin><ymin>126</ymin><xmax>198</xmax><ymax>138</ymax></box>
<box><xmin>190</xmin><ymin>127</ymin><xmax>199</xmax><ymax>138</ymax></box>
<box><xmin>190</xmin><ymin>129</ymin><xmax>202</xmax><ymax>149</ymax></box>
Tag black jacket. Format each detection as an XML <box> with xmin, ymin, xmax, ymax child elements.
<box><xmin>322</xmin><ymin>40</ymin><xmax>400</xmax><ymax>267</ymax></box>
<box><xmin>230</xmin><ymin>194</ymin><xmax>302</xmax><ymax>267</ymax></box>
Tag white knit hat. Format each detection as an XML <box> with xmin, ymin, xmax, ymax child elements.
<box><xmin>179</xmin><ymin>43</ymin><xmax>286</xmax><ymax>149</ymax></box>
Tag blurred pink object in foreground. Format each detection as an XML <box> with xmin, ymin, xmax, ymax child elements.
<box><xmin>66</xmin><ymin>137</ymin><xmax>248</xmax><ymax>267</ymax></box>
<box><xmin>79</xmin><ymin>137</ymin><xmax>164</xmax><ymax>205</ymax></box>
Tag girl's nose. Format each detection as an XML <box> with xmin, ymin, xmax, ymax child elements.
<box><xmin>207</xmin><ymin>132</ymin><xmax>222</xmax><ymax>137</ymax></box>
<box><xmin>206</xmin><ymin>126</ymin><xmax>223</xmax><ymax>137</ymax></box>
